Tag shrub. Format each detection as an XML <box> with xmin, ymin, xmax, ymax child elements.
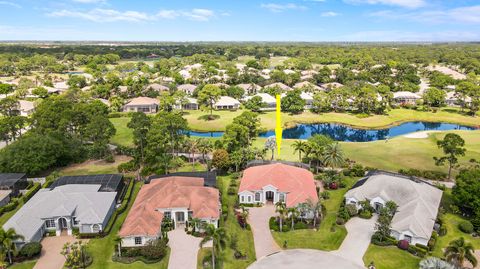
<box><xmin>359</xmin><ymin>210</ymin><xmax>373</xmax><ymax>219</ymax></box>
<box><xmin>320</xmin><ymin>191</ymin><xmax>330</xmax><ymax>200</ymax></box>
<box><xmin>439</xmin><ymin>226</ymin><xmax>447</xmax><ymax>236</ymax></box>
<box><xmin>19</xmin><ymin>242</ymin><xmax>42</xmax><ymax>258</ymax></box>
<box><xmin>398</xmin><ymin>240</ymin><xmax>409</xmax><ymax>250</ymax></box>
<box><xmin>22</xmin><ymin>183</ymin><xmax>41</xmax><ymax>203</ymax></box>
<box><xmin>117</xmin><ymin>160</ymin><xmax>138</xmax><ymax>173</ymax></box>
<box><xmin>458</xmin><ymin>221</ymin><xmax>474</xmax><ymax>234</ymax></box>
<box><xmin>336</xmin><ymin>217</ymin><xmax>345</xmax><ymax>225</ymax></box>
<box><xmin>227</xmin><ymin>186</ymin><xmax>237</xmax><ymax>195</ymax></box>
<box><xmin>141</xmin><ymin>239</ymin><xmax>168</xmax><ymax>261</ymax></box>
<box><xmin>346</xmin><ymin>204</ymin><xmax>358</xmax><ymax>217</ymax></box>
<box><xmin>104</xmin><ymin>154</ymin><xmax>115</xmax><ymax>163</ymax></box>
<box><xmin>328</xmin><ymin>182</ymin><xmax>338</xmax><ymax>190</ymax></box>
<box><xmin>343</xmin><ymin>164</ymin><xmax>366</xmax><ymax>177</ymax></box>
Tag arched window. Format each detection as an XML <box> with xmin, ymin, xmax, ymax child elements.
<box><xmin>92</xmin><ymin>224</ymin><xmax>101</xmax><ymax>233</ymax></box>
<box><xmin>255</xmin><ymin>192</ymin><xmax>261</xmax><ymax>201</ymax></box>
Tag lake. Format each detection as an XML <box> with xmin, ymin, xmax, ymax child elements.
<box><xmin>187</xmin><ymin>122</ymin><xmax>476</xmax><ymax>142</ymax></box>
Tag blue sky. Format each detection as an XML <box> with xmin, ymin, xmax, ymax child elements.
<box><xmin>0</xmin><ymin>0</ymin><xmax>479</xmax><ymax>41</ymax></box>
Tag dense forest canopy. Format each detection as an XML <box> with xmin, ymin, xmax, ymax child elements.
<box><xmin>0</xmin><ymin>43</ymin><xmax>479</xmax><ymax>74</ymax></box>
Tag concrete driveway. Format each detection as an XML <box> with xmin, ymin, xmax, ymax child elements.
<box><xmin>333</xmin><ymin>216</ymin><xmax>377</xmax><ymax>266</ymax></box>
<box><xmin>34</xmin><ymin>235</ymin><xmax>78</xmax><ymax>269</ymax></box>
<box><xmin>167</xmin><ymin>229</ymin><xmax>211</xmax><ymax>269</ymax></box>
<box><xmin>249</xmin><ymin>249</ymin><xmax>364</xmax><ymax>269</ymax></box>
<box><xmin>248</xmin><ymin>205</ymin><xmax>281</xmax><ymax>259</ymax></box>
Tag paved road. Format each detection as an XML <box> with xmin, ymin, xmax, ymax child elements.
<box><xmin>168</xmin><ymin>229</ymin><xmax>211</xmax><ymax>269</ymax></box>
<box><xmin>248</xmin><ymin>205</ymin><xmax>281</xmax><ymax>259</ymax></box>
<box><xmin>333</xmin><ymin>216</ymin><xmax>377</xmax><ymax>266</ymax></box>
<box><xmin>248</xmin><ymin>249</ymin><xmax>364</xmax><ymax>269</ymax></box>
<box><xmin>34</xmin><ymin>236</ymin><xmax>78</xmax><ymax>269</ymax></box>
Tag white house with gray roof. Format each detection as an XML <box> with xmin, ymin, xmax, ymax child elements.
<box><xmin>345</xmin><ymin>171</ymin><xmax>442</xmax><ymax>246</ymax></box>
<box><xmin>3</xmin><ymin>185</ymin><xmax>116</xmax><ymax>247</ymax></box>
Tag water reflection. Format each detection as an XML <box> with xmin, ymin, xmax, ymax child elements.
<box><xmin>187</xmin><ymin>121</ymin><xmax>476</xmax><ymax>142</ymax></box>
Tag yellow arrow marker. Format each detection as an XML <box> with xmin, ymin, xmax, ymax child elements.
<box><xmin>275</xmin><ymin>94</ymin><xmax>283</xmax><ymax>156</ymax></box>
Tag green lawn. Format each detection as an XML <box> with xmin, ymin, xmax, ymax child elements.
<box><xmin>183</xmin><ymin>108</ymin><xmax>480</xmax><ymax>132</ymax></box>
<box><xmin>432</xmin><ymin>190</ymin><xmax>480</xmax><ymax>257</ymax></box>
<box><xmin>87</xmin><ymin>182</ymin><xmax>170</xmax><ymax>269</ymax></box>
<box><xmin>251</xmin><ymin>130</ymin><xmax>480</xmax><ymax>175</ymax></box>
<box><xmin>271</xmin><ymin>177</ymin><xmax>355</xmax><ymax>250</ymax></box>
<box><xmin>363</xmin><ymin>245</ymin><xmax>421</xmax><ymax>269</ymax></box>
<box><xmin>110</xmin><ymin>117</ymin><xmax>135</xmax><ymax>147</ymax></box>
<box><xmin>217</xmin><ymin>176</ymin><xmax>256</xmax><ymax>269</ymax></box>
<box><xmin>197</xmin><ymin>247</ymin><xmax>212</xmax><ymax>269</ymax></box>
<box><xmin>8</xmin><ymin>260</ymin><xmax>36</xmax><ymax>269</ymax></box>
<box><xmin>59</xmin><ymin>156</ymin><xmax>132</xmax><ymax>176</ymax></box>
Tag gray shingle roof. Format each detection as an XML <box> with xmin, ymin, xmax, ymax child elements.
<box><xmin>345</xmin><ymin>172</ymin><xmax>442</xmax><ymax>239</ymax></box>
<box><xmin>3</xmin><ymin>185</ymin><xmax>116</xmax><ymax>242</ymax></box>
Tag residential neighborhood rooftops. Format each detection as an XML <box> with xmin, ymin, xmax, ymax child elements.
<box><xmin>50</xmin><ymin>174</ymin><xmax>124</xmax><ymax>193</ymax></box>
<box><xmin>146</xmin><ymin>83</ymin><xmax>169</xmax><ymax>92</ymax></box>
<box><xmin>125</xmin><ymin>97</ymin><xmax>160</xmax><ymax>106</ymax></box>
<box><xmin>345</xmin><ymin>171</ymin><xmax>443</xmax><ymax>240</ymax></box>
<box><xmin>294</xmin><ymin>81</ymin><xmax>323</xmax><ymax>91</ymax></box>
<box><xmin>0</xmin><ymin>173</ymin><xmax>27</xmax><ymax>188</ymax></box>
<box><xmin>264</xmin><ymin>82</ymin><xmax>292</xmax><ymax>91</ymax></box>
<box><xmin>3</xmin><ymin>184</ymin><xmax>117</xmax><ymax>242</ymax></box>
<box><xmin>119</xmin><ymin>176</ymin><xmax>220</xmax><ymax>237</ymax></box>
<box><xmin>239</xmin><ymin>163</ymin><xmax>318</xmax><ymax>207</ymax></box>
<box><xmin>215</xmin><ymin>96</ymin><xmax>240</xmax><ymax>107</ymax></box>
<box><xmin>148</xmin><ymin>171</ymin><xmax>217</xmax><ymax>187</ymax></box>
<box><xmin>393</xmin><ymin>91</ymin><xmax>421</xmax><ymax>99</ymax></box>
<box><xmin>177</xmin><ymin>84</ymin><xmax>197</xmax><ymax>94</ymax></box>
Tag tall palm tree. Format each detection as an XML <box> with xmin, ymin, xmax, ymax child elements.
<box><xmin>199</xmin><ymin>225</ymin><xmax>227</xmax><ymax>269</ymax></box>
<box><xmin>197</xmin><ymin>138</ymin><xmax>213</xmax><ymax>164</ymax></box>
<box><xmin>0</xmin><ymin>228</ymin><xmax>24</xmax><ymax>264</ymax></box>
<box><xmin>189</xmin><ymin>218</ymin><xmax>203</xmax><ymax>233</ymax></box>
<box><xmin>288</xmin><ymin>207</ymin><xmax>299</xmax><ymax>231</ymax></box>
<box><xmin>322</xmin><ymin>142</ymin><xmax>345</xmax><ymax>169</ymax></box>
<box><xmin>292</xmin><ymin>140</ymin><xmax>307</xmax><ymax>162</ymax></box>
<box><xmin>275</xmin><ymin>201</ymin><xmax>287</xmax><ymax>232</ymax></box>
<box><xmin>419</xmin><ymin>257</ymin><xmax>454</xmax><ymax>269</ymax></box>
<box><xmin>306</xmin><ymin>198</ymin><xmax>323</xmax><ymax>228</ymax></box>
<box><xmin>185</xmin><ymin>138</ymin><xmax>199</xmax><ymax>171</ymax></box>
<box><xmin>444</xmin><ymin>237</ymin><xmax>477</xmax><ymax>268</ymax></box>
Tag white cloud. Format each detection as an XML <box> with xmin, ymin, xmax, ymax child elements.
<box><xmin>345</xmin><ymin>0</ymin><xmax>425</xmax><ymax>8</ymax></box>
<box><xmin>321</xmin><ymin>11</ymin><xmax>339</xmax><ymax>17</ymax></box>
<box><xmin>261</xmin><ymin>3</ymin><xmax>307</xmax><ymax>13</ymax></box>
<box><xmin>370</xmin><ymin>5</ymin><xmax>480</xmax><ymax>24</ymax></box>
<box><xmin>48</xmin><ymin>8</ymin><xmax>152</xmax><ymax>22</ymax></box>
<box><xmin>0</xmin><ymin>1</ymin><xmax>21</xmax><ymax>8</ymax></box>
<box><xmin>48</xmin><ymin>8</ymin><xmax>217</xmax><ymax>23</ymax></box>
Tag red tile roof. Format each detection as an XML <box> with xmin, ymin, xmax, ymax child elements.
<box><xmin>239</xmin><ymin>163</ymin><xmax>318</xmax><ymax>207</ymax></box>
<box><xmin>119</xmin><ymin>176</ymin><xmax>220</xmax><ymax>237</ymax></box>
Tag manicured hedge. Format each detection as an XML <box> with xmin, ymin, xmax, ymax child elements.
<box><xmin>0</xmin><ymin>199</ymin><xmax>19</xmax><ymax>215</ymax></box>
<box><xmin>22</xmin><ymin>183</ymin><xmax>41</xmax><ymax>203</ymax></box>
<box><xmin>102</xmin><ymin>179</ymin><xmax>135</xmax><ymax>235</ymax></box>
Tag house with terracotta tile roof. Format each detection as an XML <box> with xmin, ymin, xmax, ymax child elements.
<box><xmin>238</xmin><ymin>163</ymin><xmax>318</xmax><ymax>208</ymax></box>
<box><xmin>119</xmin><ymin>176</ymin><xmax>220</xmax><ymax>247</ymax></box>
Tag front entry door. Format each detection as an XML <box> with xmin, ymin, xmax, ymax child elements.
<box><xmin>266</xmin><ymin>191</ymin><xmax>274</xmax><ymax>202</ymax></box>
<box><xmin>175</xmin><ymin>212</ymin><xmax>185</xmax><ymax>223</ymax></box>
<box><xmin>58</xmin><ymin>218</ymin><xmax>68</xmax><ymax>230</ymax></box>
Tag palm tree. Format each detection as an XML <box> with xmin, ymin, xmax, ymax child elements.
<box><xmin>444</xmin><ymin>237</ymin><xmax>477</xmax><ymax>268</ymax></box>
<box><xmin>275</xmin><ymin>201</ymin><xmax>287</xmax><ymax>232</ymax></box>
<box><xmin>189</xmin><ymin>218</ymin><xmax>203</xmax><ymax>233</ymax></box>
<box><xmin>306</xmin><ymin>198</ymin><xmax>323</xmax><ymax>228</ymax></box>
<box><xmin>419</xmin><ymin>257</ymin><xmax>454</xmax><ymax>269</ymax></box>
<box><xmin>185</xmin><ymin>138</ymin><xmax>198</xmax><ymax>171</ymax></box>
<box><xmin>292</xmin><ymin>140</ymin><xmax>307</xmax><ymax>162</ymax></box>
<box><xmin>197</xmin><ymin>138</ymin><xmax>213</xmax><ymax>164</ymax></box>
<box><xmin>199</xmin><ymin>225</ymin><xmax>227</xmax><ymax>269</ymax></box>
<box><xmin>0</xmin><ymin>228</ymin><xmax>24</xmax><ymax>264</ymax></box>
<box><xmin>240</xmin><ymin>206</ymin><xmax>249</xmax><ymax>229</ymax></box>
<box><xmin>288</xmin><ymin>207</ymin><xmax>299</xmax><ymax>231</ymax></box>
<box><xmin>322</xmin><ymin>142</ymin><xmax>345</xmax><ymax>169</ymax></box>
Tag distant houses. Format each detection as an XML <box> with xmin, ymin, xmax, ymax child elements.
<box><xmin>123</xmin><ymin>97</ymin><xmax>159</xmax><ymax>113</ymax></box>
<box><xmin>213</xmin><ymin>96</ymin><xmax>241</xmax><ymax>110</ymax></box>
<box><xmin>393</xmin><ymin>91</ymin><xmax>422</xmax><ymax>105</ymax></box>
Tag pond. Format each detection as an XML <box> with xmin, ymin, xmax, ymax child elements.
<box><xmin>187</xmin><ymin>122</ymin><xmax>476</xmax><ymax>142</ymax></box>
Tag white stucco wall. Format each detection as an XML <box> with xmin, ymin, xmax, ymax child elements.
<box><xmin>121</xmin><ymin>235</ymin><xmax>158</xmax><ymax>247</ymax></box>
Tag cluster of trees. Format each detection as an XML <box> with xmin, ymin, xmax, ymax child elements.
<box><xmin>0</xmin><ymin>95</ymin><xmax>115</xmax><ymax>175</ymax></box>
